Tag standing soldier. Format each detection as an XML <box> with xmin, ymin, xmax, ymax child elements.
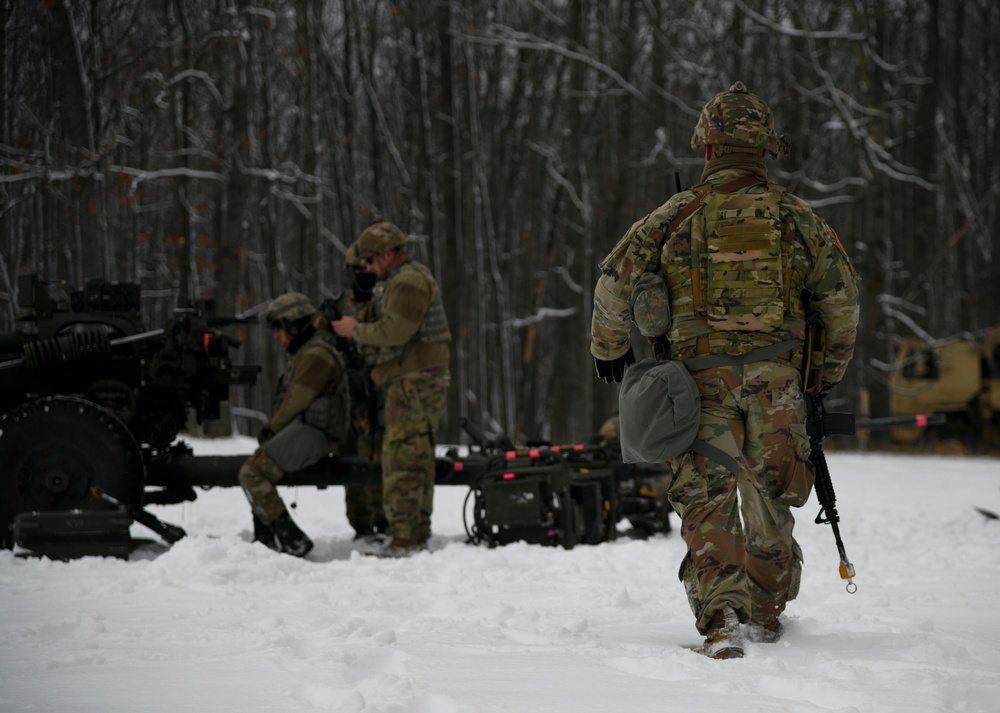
<box><xmin>240</xmin><ymin>292</ymin><xmax>351</xmax><ymax>557</ymax></box>
<box><xmin>332</xmin><ymin>222</ymin><xmax>451</xmax><ymax>557</ymax></box>
<box><xmin>591</xmin><ymin>83</ymin><xmax>860</xmax><ymax>659</ymax></box>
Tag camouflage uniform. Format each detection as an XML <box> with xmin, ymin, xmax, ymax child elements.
<box><xmin>240</xmin><ymin>302</ymin><xmax>350</xmax><ymax>527</ymax></box>
<box><xmin>592</xmin><ymin>83</ymin><xmax>859</xmax><ymax>637</ymax></box>
<box><xmin>350</xmin><ymin>223</ymin><xmax>452</xmax><ymax>548</ymax></box>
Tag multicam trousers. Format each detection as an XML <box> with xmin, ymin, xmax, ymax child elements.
<box><xmin>381</xmin><ymin>367</ymin><xmax>448</xmax><ymax>544</ymax></box>
<box><xmin>666</xmin><ymin>360</ymin><xmax>814</xmax><ymax>634</ymax></box>
<box><xmin>238</xmin><ymin>450</ymin><xmax>288</xmax><ymax>524</ymax></box>
<box><xmin>239</xmin><ymin>419</ymin><xmax>329</xmax><ymax>524</ymax></box>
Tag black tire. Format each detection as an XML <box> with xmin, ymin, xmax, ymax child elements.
<box><xmin>0</xmin><ymin>396</ymin><xmax>145</xmax><ymax>548</ymax></box>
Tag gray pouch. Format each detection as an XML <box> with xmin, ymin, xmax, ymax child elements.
<box><xmin>261</xmin><ymin>417</ymin><xmax>330</xmax><ymax>472</ymax></box>
<box><xmin>617</xmin><ymin>358</ymin><xmax>700</xmax><ymax>464</ymax></box>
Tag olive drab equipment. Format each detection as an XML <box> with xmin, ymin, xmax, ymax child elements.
<box><xmin>365</xmin><ymin>262</ymin><xmax>451</xmax><ymax>367</ymax></box>
<box><xmin>271</xmin><ymin>327</ymin><xmax>351</xmax><ymax>448</ymax></box>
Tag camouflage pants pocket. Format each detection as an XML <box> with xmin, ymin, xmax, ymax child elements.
<box><xmin>774</xmin><ymin>422</ymin><xmax>815</xmax><ymax>508</ymax></box>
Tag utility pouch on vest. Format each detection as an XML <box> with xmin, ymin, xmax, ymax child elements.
<box><xmin>701</xmin><ymin>189</ymin><xmax>785</xmax><ymax>332</ymax></box>
<box><xmin>629</xmin><ymin>271</ymin><xmax>671</xmax><ymax>338</ymax></box>
<box><xmin>618</xmin><ymin>359</ymin><xmax>700</xmax><ymax>464</ymax></box>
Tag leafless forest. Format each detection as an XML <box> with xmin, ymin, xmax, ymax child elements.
<box><xmin>2</xmin><ymin>0</ymin><xmax>998</xmax><ymax>444</ymax></box>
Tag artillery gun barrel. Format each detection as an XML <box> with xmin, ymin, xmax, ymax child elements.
<box><xmin>110</xmin><ymin>329</ymin><xmax>165</xmax><ymax>346</ymax></box>
<box><xmin>145</xmin><ymin>452</ymin><xmax>482</xmax><ymax>490</ymax></box>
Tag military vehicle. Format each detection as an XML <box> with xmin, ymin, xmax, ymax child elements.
<box><xmin>889</xmin><ymin>326</ymin><xmax>1000</xmax><ymax>453</ymax></box>
<box><xmin>0</xmin><ymin>275</ymin><xmax>661</xmax><ymax>556</ymax></box>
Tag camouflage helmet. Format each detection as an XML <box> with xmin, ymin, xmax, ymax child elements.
<box><xmin>353</xmin><ymin>221</ymin><xmax>408</xmax><ymax>258</ymax></box>
<box><xmin>258</xmin><ymin>292</ymin><xmax>316</xmax><ymax>327</ymax></box>
<box><xmin>691</xmin><ymin>81</ymin><xmax>790</xmax><ymax>156</ymax></box>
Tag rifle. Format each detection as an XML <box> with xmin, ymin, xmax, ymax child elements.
<box><xmin>806</xmin><ymin>395</ymin><xmax>946</xmax><ymax>593</ymax></box>
<box><xmin>319</xmin><ymin>296</ymin><xmax>363</xmax><ymax>372</ymax></box>
<box><xmin>320</xmin><ymin>296</ymin><xmax>382</xmax><ymax>460</ymax></box>
<box><xmin>805</xmin><ymin>395</ymin><xmax>857</xmax><ymax>593</ymax></box>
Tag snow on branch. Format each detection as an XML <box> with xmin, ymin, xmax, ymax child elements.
<box><xmin>734</xmin><ymin>0</ymin><xmax>867</xmax><ymax>41</ymax></box>
<box><xmin>143</xmin><ymin>70</ymin><xmax>225</xmax><ymax>107</ymax></box>
<box><xmin>552</xmin><ymin>266</ymin><xmax>584</xmax><ymax>295</ymax></box>
<box><xmin>455</xmin><ymin>26</ymin><xmax>650</xmax><ymax>110</ymax></box>
<box><xmin>527</xmin><ymin>142</ymin><xmax>591</xmax><ymax>222</ymax></box>
<box><xmin>505</xmin><ymin>306</ymin><xmax>578</xmax><ymax>329</ymax></box>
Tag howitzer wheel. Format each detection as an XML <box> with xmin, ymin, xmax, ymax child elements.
<box><xmin>0</xmin><ymin>396</ymin><xmax>146</xmax><ymax>548</ymax></box>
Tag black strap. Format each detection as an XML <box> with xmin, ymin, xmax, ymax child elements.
<box><xmin>682</xmin><ymin>339</ymin><xmax>801</xmax><ymax>372</ymax></box>
<box><xmin>664</xmin><ymin>175</ymin><xmax>762</xmax><ymax>237</ymax></box>
<box><xmin>691</xmin><ymin>439</ymin><xmax>741</xmax><ymax>475</ymax></box>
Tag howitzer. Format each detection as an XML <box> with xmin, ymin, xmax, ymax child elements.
<box><xmin>0</xmin><ymin>276</ymin><xmax>665</xmax><ymax>556</ymax></box>
<box><xmin>0</xmin><ymin>274</ymin><xmax>259</xmax><ymax>548</ymax></box>
<box><xmin>806</xmin><ymin>396</ymin><xmax>946</xmax><ymax>592</ymax></box>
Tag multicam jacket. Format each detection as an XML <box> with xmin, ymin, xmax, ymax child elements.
<box><xmin>592</xmin><ymin>156</ymin><xmax>859</xmax><ymax>386</ymax></box>
<box><xmin>356</xmin><ymin>256</ymin><xmax>451</xmax><ymax>386</ymax></box>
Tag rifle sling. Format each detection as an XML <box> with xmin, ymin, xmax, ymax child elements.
<box><xmin>691</xmin><ymin>439</ymin><xmax>741</xmax><ymax>476</ymax></box>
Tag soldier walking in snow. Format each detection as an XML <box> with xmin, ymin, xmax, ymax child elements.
<box><xmin>591</xmin><ymin>83</ymin><xmax>860</xmax><ymax>658</ymax></box>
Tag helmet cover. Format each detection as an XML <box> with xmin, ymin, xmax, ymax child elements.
<box><xmin>259</xmin><ymin>292</ymin><xmax>317</xmax><ymax>327</ymax></box>
<box><xmin>691</xmin><ymin>81</ymin><xmax>790</xmax><ymax>156</ymax></box>
<box><xmin>353</xmin><ymin>222</ymin><xmax>408</xmax><ymax>258</ymax></box>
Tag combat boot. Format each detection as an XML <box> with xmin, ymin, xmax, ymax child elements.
<box><xmin>746</xmin><ymin>617</ymin><xmax>784</xmax><ymax>644</ymax></box>
<box><xmin>353</xmin><ymin>527</ymin><xmax>390</xmax><ymax>546</ymax></box>
<box><xmin>270</xmin><ymin>512</ymin><xmax>314</xmax><ymax>557</ymax></box>
<box><xmin>370</xmin><ymin>535</ymin><xmax>428</xmax><ymax>558</ymax></box>
<box><xmin>697</xmin><ymin>606</ymin><xmax>744</xmax><ymax>660</ymax></box>
<box><xmin>252</xmin><ymin>515</ymin><xmax>280</xmax><ymax>552</ymax></box>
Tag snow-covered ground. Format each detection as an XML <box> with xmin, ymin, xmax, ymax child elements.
<box><xmin>2</xmin><ymin>436</ymin><xmax>998</xmax><ymax>712</ymax></box>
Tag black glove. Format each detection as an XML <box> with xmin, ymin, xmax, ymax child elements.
<box><xmin>257</xmin><ymin>425</ymin><xmax>274</xmax><ymax>444</ymax></box>
<box><xmin>594</xmin><ymin>346</ymin><xmax>635</xmax><ymax>384</ymax></box>
<box><xmin>352</xmin><ymin>269</ymin><xmax>377</xmax><ymax>303</ymax></box>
